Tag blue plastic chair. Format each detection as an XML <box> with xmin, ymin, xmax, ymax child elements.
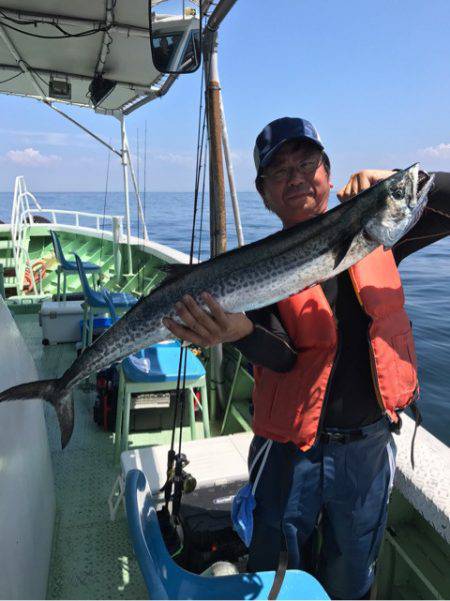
<box><xmin>102</xmin><ymin>290</ymin><xmax>210</xmax><ymax>462</ymax></box>
<box><xmin>50</xmin><ymin>230</ymin><xmax>101</xmax><ymax>301</ymax></box>
<box><xmin>125</xmin><ymin>469</ymin><xmax>329</xmax><ymax>600</ymax></box>
<box><xmin>74</xmin><ymin>254</ymin><xmax>137</xmax><ymax>349</ymax></box>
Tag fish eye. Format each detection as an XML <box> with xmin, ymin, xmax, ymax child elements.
<box><xmin>389</xmin><ymin>184</ymin><xmax>405</xmax><ymax>200</ymax></box>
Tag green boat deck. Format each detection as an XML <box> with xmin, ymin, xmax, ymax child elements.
<box><xmin>16</xmin><ymin>314</ymin><xmax>149</xmax><ymax>599</ymax></box>
<box><xmin>15</xmin><ymin>311</ymin><xmax>225</xmax><ymax>599</ymax></box>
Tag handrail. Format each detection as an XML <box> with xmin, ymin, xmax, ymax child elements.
<box><xmin>11</xmin><ymin>177</ymin><xmax>37</xmax><ymax>294</ymax></box>
<box><xmin>23</xmin><ymin>208</ymin><xmax>124</xmax><ymax>234</ymax></box>
<box><xmin>10</xmin><ymin>176</ymin><xmax>125</xmax><ymax>296</ymax></box>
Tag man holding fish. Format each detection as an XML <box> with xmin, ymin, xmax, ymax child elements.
<box><xmin>1</xmin><ymin>115</ymin><xmax>447</xmax><ymax>598</ymax></box>
<box><xmin>163</xmin><ymin>117</ymin><xmax>450</xmax><ymax>599</ymax></box>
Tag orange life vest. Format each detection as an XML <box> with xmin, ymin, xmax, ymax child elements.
<box><xmin>252</xmin><ymin>247</ymin><xmax>418</xmax><ymax>451</ymax></box>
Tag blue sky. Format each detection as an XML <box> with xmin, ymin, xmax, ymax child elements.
<box><xmin>0</xmin><ymin>0</ymin><xmax>449</xmax><ymax>192</ymax></box>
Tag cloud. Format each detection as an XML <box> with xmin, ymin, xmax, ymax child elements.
<box><xmin>419</xmin><ymin>143</ymin><xmax>450</xmax><ymax>158</ymax></box>
<box><xmin>153</xmin><ymin>152</ymin><xmax>195</xmax><ymax>166</ymax></box>
<box><xmin>5</xmin><ymin>147</ymin><xmax>61</xmax><ymax>166</ymax></box>
<box><xmin>0</xmin><ymin>128</ymin><xmax>103</xmax><ymax>148</ymax></box>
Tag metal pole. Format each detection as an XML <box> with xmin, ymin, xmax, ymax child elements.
<box><xmin>119</xmin><ymin>114</ymin><xmax>133</xmax><ymax>274</ymax></box>
<box><xmin>123</xmin><ymin>74</ymin><xmax>178</xmax><ymax>116</ymax></box>
<box><xmin>112</xmin><ymin>216</ymin><xmax>122</xmax><ymax>281</ymax></box>
<box><xmin>219</xmin><ymin>93</ymin><xmax>244</xmax><ymax>246</ymax></box>
<box><xmin>123</xmin><ymin>135</ymin><xmax>149</xmax><ymax>241</ymax></box>
<box><xmin>46</xmin><ymin>102</ymin><xmax>122</xmax><ymax>157</ymax></box>
<box><xmin>206</xmin><ymin>0</ymin><xmax>239</xmax><ymax>33</ymax></box>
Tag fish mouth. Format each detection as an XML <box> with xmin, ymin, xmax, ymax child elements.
<box><xmin>416</xmin><ymin>169</ymin><xmax>435</xmax><ymax>204</ymax></box>
<box><xmin>418</xmin><ymin>169</ymin><xmax>432</xmax><ymax>194</ymax></box>
<box><xmin>408</xmin><ymin>168</ymin><xmax>435</xmax><ymax>231</ymax></box>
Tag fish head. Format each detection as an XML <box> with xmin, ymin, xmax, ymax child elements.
<box><xmin>364</xmin><ymin>164</ymin><xmax>434</xmax><ymax>248</ymax></box>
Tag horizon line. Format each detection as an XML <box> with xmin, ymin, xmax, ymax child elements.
<box><xmin>0</xmin><ymin>189</ymin><xmax>259</xmax><ymax>194</ymax></box>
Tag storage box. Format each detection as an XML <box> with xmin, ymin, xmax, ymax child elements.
<box><xmin>39</xmin><ymin>300</ymin><xmax>84</xmax><ymax>345</ymax></box>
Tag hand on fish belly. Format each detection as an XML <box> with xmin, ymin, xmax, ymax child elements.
<box><xmin>162</xmin><ymin>292</ymin><xmax>254</xmax><ymax>347</ymax></box>
<box><xmin>338</xmin><ymin>170</ymin><xmax>395</xmax><ymax>201</ymax></box>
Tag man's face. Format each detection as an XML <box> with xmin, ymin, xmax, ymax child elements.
<box><xmin>259</xmin><ymin>140</ymin><xmax>331</xmax><ymax>228</ymax></box>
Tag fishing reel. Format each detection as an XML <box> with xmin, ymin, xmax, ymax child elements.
<box><xmin>174</xmin><ymin>453</ymin><xmax>197</xmax><ymax>494</ymax></box>
<box><xmin>160</xmin><ymin>450</ymin><xmax>197</xmax><ymax>523</ymax></box>
<box><xmin>169</xmin><ymin>452</ymin><xmax>196</xmax><ymax>519</ymax></box>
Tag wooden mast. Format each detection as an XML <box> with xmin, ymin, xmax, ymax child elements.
<box><xmin>205</xmin><ymin>31</ymin><xmax>227</xmax><ymax>257</ymax></box>
<box><xmin>204</xmin><ymin>29</ymin><xmax>227</xmax><ymax>416</ymax></box>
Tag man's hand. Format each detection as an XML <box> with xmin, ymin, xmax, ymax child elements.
<box><xmin>162</xmin><ymin>292</ymin><xmax>254</xmax><ymax>347</ymax></box>
<box><xmin>338</xmin><ymin>170</ymin><xmax>395</xmax><ymax>202</ymax></box>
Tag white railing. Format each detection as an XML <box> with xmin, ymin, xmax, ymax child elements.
<box><xmin>27</xmin><ymin>208</ymin><xmax>124</xmax><ymax>236</ymax></box>
<box><xmin>11</xmin><ymin>176</ymin><xmax>40</xmax><ymax>294</ymax></box>
<box><xmin>10</xmin><ymin>176</ymin><xmax>124</xmax><ymax>296</ymax></box>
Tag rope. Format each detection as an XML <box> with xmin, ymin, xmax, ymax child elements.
<box><xmin>395</xmin><ymin>206</ymin><xmax>450</xmax><ymax>248</ymax></box>
<box><xmin>23</xmin><ymin>259</ymin><xmax>46</xmax><ymax>294</ymax></box>
<box><xmin>425</xmin><ymin>206</ymin><xmax>450</xmax><ymax>220</ymax></box>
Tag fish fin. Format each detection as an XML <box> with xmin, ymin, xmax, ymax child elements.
<box><xmin>0</xmin><ymin>379</ymin><xmax>74</xmax><ymax>449</ymax></box>
<box><xmin>332</xmin><ymin>235</ymin><xmax>354</xmax><ymax>269</ymax></box>
<box><xmin>362</xmin><ymin>228</ymin><xmax>391</xmax><ymax>249</ymax></box>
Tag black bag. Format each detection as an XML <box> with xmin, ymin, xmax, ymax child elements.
<box><xmin>174</xmin><ymin>481</ymin><xmax>248</xmax><ymax>573</ymax></box>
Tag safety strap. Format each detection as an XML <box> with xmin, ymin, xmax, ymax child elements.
<box><xmin>268</xmin><ymin>530</ymin><xmax>288</xmax><ymax>600</ymax></box>
<box><xmin>250</xmin><ymin>439</ymin><xmax>273</xmax><ymax>496</ymax></box>
<box><xmin>268</xmin><ymin>440</ymin><xmax>291</xmax><ymax>600</ymax></box>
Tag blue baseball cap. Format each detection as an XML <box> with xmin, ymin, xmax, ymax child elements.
<box><xmin>254</xmin><ymin>117</ymin><xmax>324</xmax><ymax>174</ymax></box>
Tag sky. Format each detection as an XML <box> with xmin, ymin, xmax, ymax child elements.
<box><xmin>0</xmin><ymin>0</ymin><xmax>449</xmax><ymax>192</ymax></box>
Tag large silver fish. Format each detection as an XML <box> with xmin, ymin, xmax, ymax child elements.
<box><xmin>0</xmin><ymin>164</ymin><xmax>434</xmax><ymax>448</ymax></box>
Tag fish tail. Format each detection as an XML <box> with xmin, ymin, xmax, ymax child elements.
<box><xmin>0</xmin><ymin>379</ymin><xmax>74</xmax><ymax>449</ymax></box>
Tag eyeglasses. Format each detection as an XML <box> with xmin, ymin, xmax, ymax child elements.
<box><xmin>260</xmin><ymin>152</ymin><xmax>323</xmax><ymax>184</ymax></box>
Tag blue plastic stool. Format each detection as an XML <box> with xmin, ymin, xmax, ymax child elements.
<box><xmin>115</xmin><ymin>342</ymin><xmax>210</xmax><ymax>461</ymax></box>
<box><xmin>101</xmin><ymin>291</ymin><xmax>210</xmax><ymax>463</ymax></box>
<box><xmin>125</xmin><ymin>469</ymin><xmax>330</xmax><ymax>600</ymax></box>
<box><xmin>50</xmin><ymin>230</ymin><xmax>101</xmax><ymax>302</ymax></box>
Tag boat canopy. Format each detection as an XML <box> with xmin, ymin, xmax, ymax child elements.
<box><xmin>0</xmin><ymin>0</ymin><xmax>206</xmax><ymax>115</ymax></box>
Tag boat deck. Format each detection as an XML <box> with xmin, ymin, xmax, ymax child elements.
<box><xmin>11</xmin><ymin>311</ymin><xmax>450</xmax><ymax>601</ymax></box>
<box><xmin>15</xmin><ymin>312</ymin><xmax>175</xmax><ymax>599</ymax></box>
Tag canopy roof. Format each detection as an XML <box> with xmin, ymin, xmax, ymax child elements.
<box><xmin>0</xmin><ymin>0</ymin><xmax>207</xmax><ymax>115</ymax></box>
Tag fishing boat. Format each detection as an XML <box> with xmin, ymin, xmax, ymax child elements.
<box><xmin>0</xmin><ymin>1</ymin><xmax>448</xmax><ymax>599</ymax></box>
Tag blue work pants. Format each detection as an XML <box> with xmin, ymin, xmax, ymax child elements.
<box><xmin>247</xmin><ymin>417</ymin><xmax>396</xmax><ymax>599</ymax></box>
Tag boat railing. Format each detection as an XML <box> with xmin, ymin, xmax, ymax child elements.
<box><xmin>23</xmin><ymin>208</ymin><xmax>124</xmax><ymax>235</ymax></box>
<box><xmin>11</xmin><ymin>176</ymin><xmax>40</xmax><ymax>294</ymax></box>
<box><xmin>10</xmin><ymin>176</ymin><xmax>124</xmax><ymax>295</ymax></box>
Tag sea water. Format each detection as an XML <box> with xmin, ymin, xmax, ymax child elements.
<box><xmin>0</xmin><ymin>190</ymin><xmax>448</xmax><ymax>446</ymax></box>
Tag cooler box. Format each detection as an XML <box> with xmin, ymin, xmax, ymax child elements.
<box><xmin>39</xmin><ymin>300</ymin><xmax>85</xmax><ymax>345</ymax></box>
